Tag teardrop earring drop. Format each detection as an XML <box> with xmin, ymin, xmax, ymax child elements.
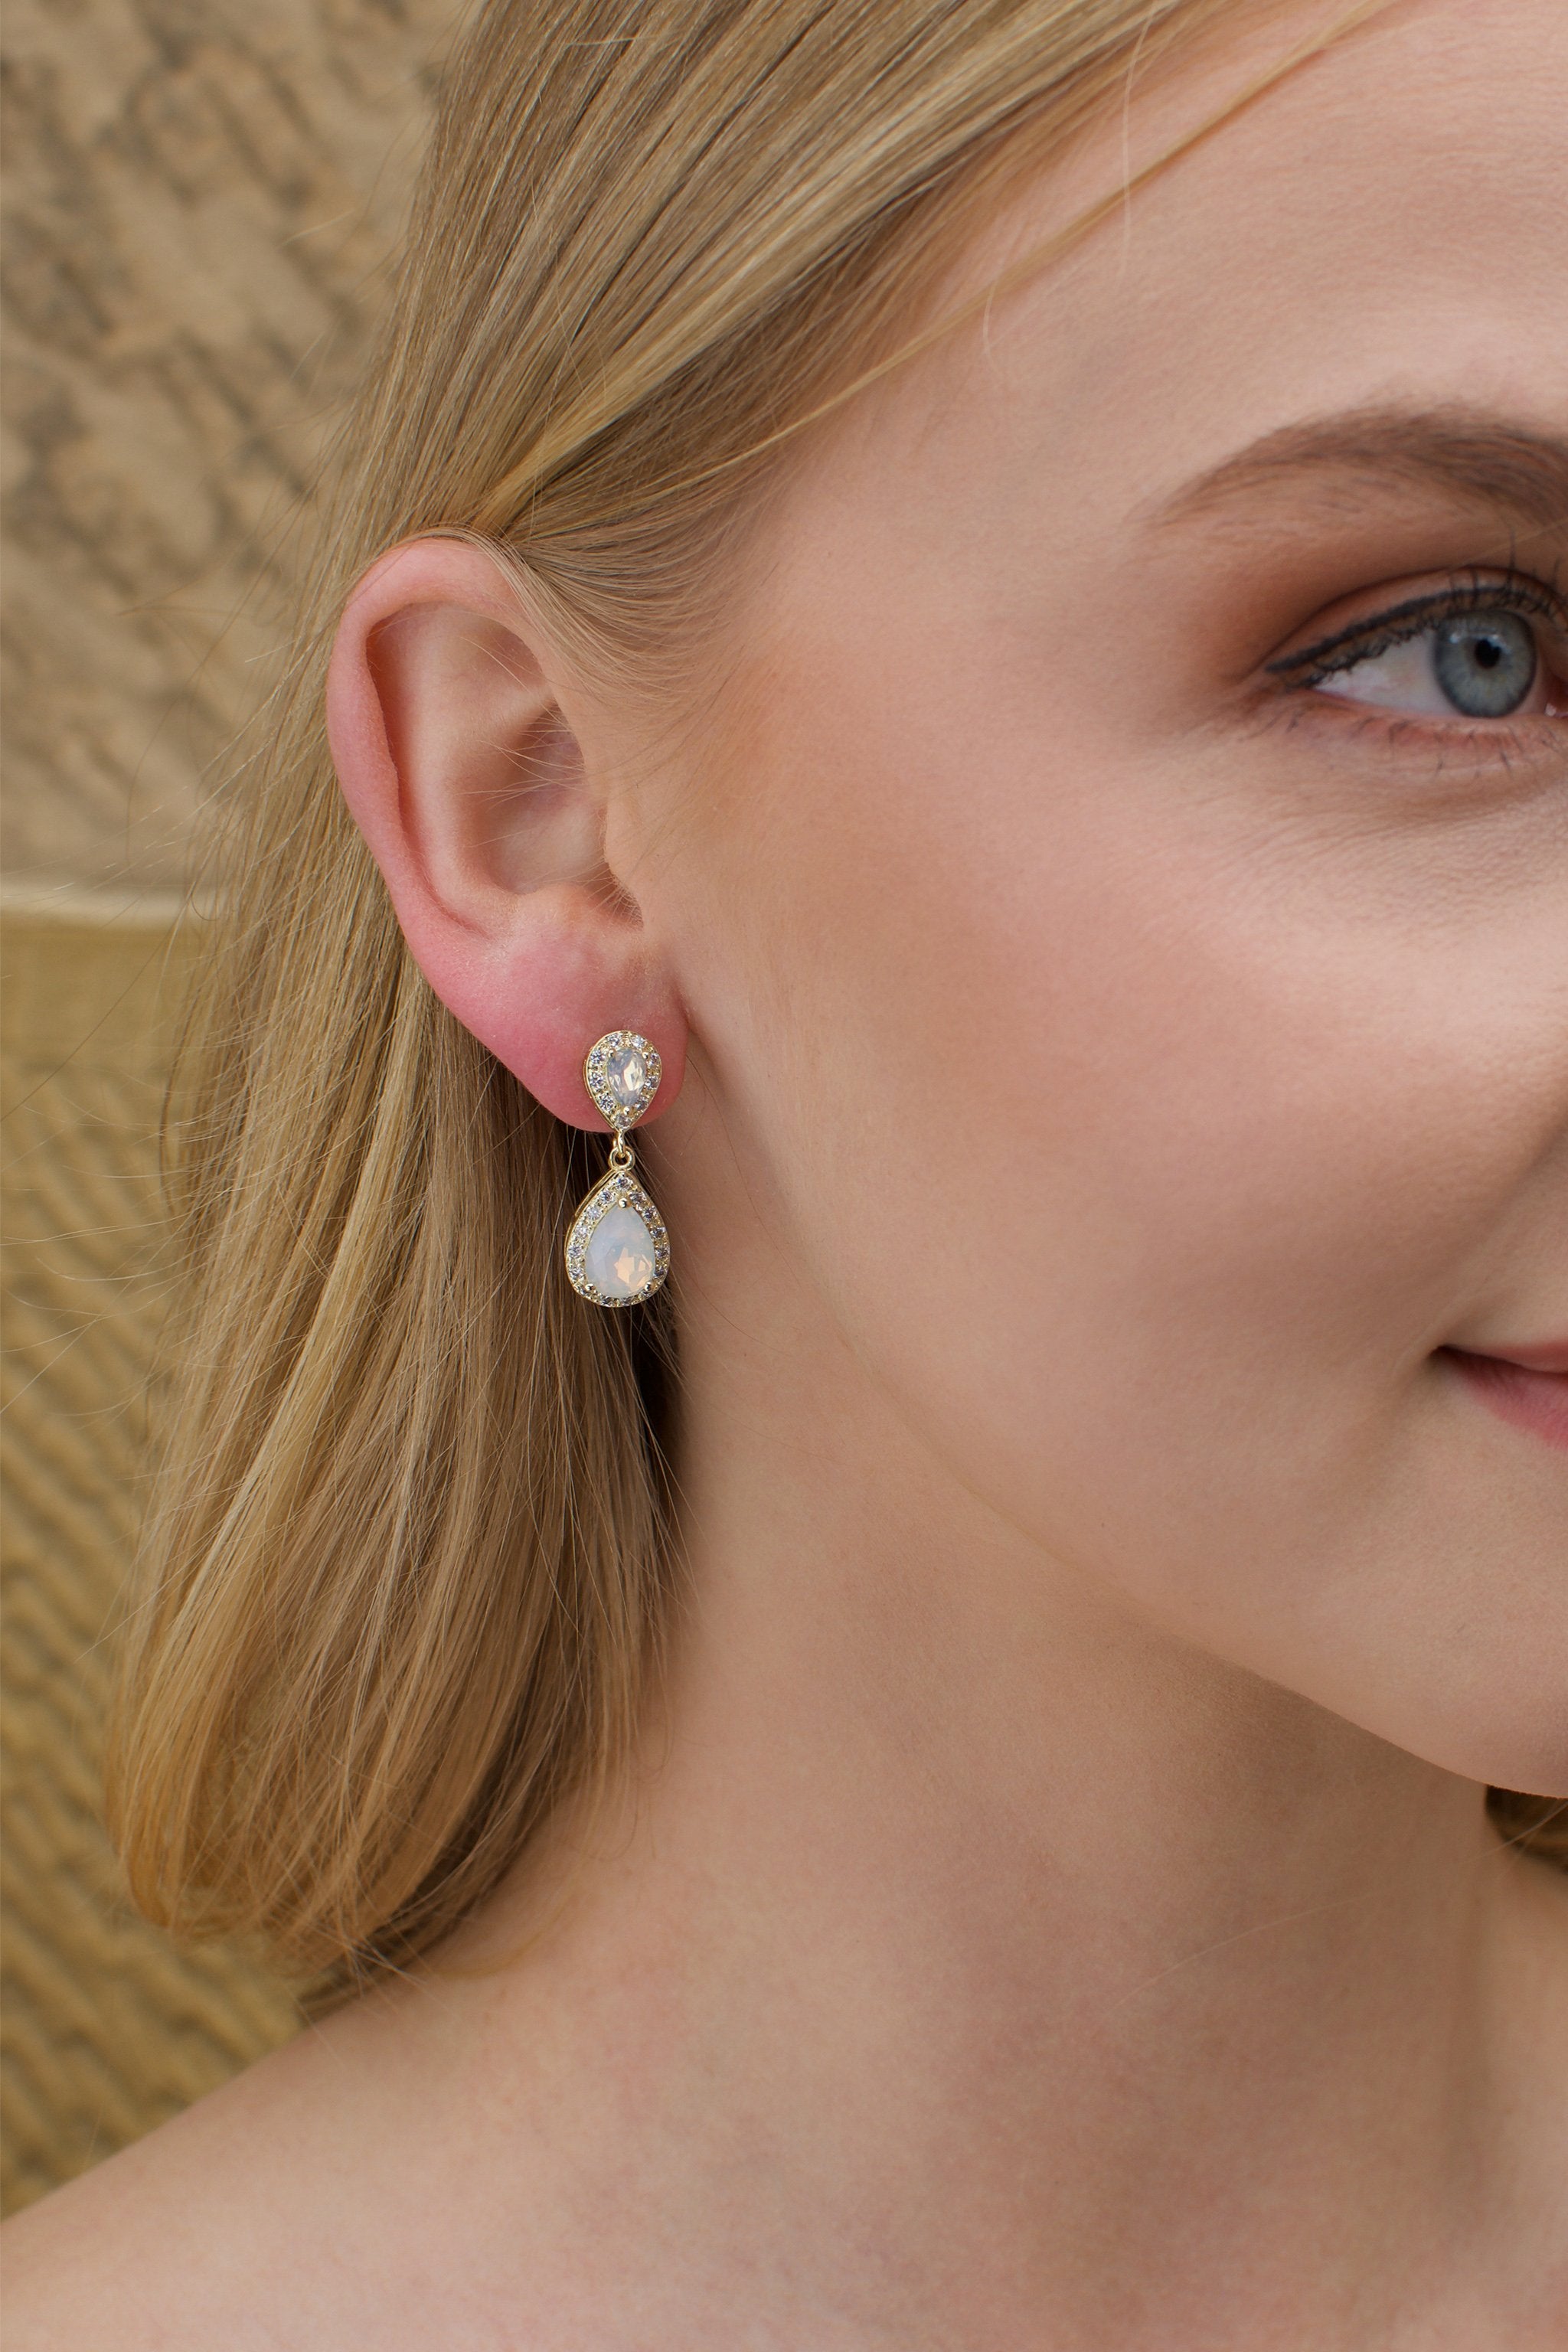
<box><xmin>564</xmin><ymin>1031</ymin><xmax>671</xmax><ymax>1306</ymax></box>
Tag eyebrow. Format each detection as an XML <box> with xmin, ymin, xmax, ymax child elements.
<box><xmin>1154</xmin><ymin>408</ymin><xmax>1568</xmax><ymax>538</ymax></box>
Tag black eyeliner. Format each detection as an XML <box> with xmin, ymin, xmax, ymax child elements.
<box><xmin>1266</xmin><ymin>572</ymin><xmax>1567</xmax><ymax>686</ymax></box>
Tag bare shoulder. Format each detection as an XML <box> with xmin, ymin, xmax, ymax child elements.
<box><xmin>0</xmin><ymin>2012</ymin><xmax>375</xmax><ymax>2352</ymax></box>
<box><xmin>0</xmin><ymin>1964</ymin><xmax>586</xmax><ymax>2352</ymax></box>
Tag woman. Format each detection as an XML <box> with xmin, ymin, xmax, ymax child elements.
<box><xmin>8</xmin><ymin>0</ymin><xmax>1566</xmax><ymax>2340</ymax></box>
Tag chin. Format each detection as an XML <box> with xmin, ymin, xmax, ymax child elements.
<box><xmin>1350</xmin><ymin>1629</ymin><xmax>1568</xmax><ymax>1797</ymax></box>
<box><xmin>1485</xmin><ymin>1760</ymin><xmax>1568</xmax><ymax>1808</ymax></box>
<box><xmin>1412</xmin><ymin>1704</ymin><xmax>1568</xmax><ymax>1806</ymax></box>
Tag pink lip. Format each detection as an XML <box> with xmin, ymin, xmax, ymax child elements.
<box><xmin>1445</xmin><ymin>1345</ymin><xmax>1568</xmax><ymax>1453</ymax></box>
<box><xmin>1471</xmin><ymin>1339</ymin><xmax>1568</xmax><ymax>1375</ymax></box>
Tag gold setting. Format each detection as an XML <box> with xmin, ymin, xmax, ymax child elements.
<box><xmin>583</xmin><ymin>1031</ymin><xmax>662</xmax><ymax>1130</ymax></box>
<box><xmin>565</xmin><ymin>1031</ymin><xmax>671</xmax><ymax>1306</ymax></box>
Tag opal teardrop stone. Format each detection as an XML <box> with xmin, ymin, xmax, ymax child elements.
<box><xmin>564</xmin><ymin>1171</ymin><xmax>670</xmax><ymax>1306</ymax></box>
<box><xmin>584</xmin><ymin>1204</ymin><xmax>659</xmax><ymax>1301</ymax></box>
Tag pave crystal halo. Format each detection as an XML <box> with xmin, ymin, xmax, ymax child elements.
<box><xmin>566</xmin><ymin>1031</ymin><xmax>670</xmax><ymax>1306</ymax></box>
<box><xmin>583</xmin><ymin>1031</ymin><xmax>662</xmax><ymax>1131</ymax></box>
<box><xmin>564</xmin><ymin>1171</ymin><xmax>671</xmax><ymax>1306</ymax></box>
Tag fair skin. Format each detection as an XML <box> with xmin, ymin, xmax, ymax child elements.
<box><xmin>8</xmin><ymin>1</ymin><xmax>1568</xmax><ymax>2344</ymax></box>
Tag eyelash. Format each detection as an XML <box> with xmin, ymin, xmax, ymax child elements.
<box><xmin>1266</xmin><ymin>571</ymin><xmax>1568</xmax><ymax>697</ymax></box>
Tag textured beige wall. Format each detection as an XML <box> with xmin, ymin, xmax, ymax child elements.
<box><xmin>4</xmin><ymin>0</ymin><xmax>455</xmax><ymax>890</ymax></box>
<box><xmin>2</xmin><ymin>0</ymin><xmax>457</xmax><ymax>2211</ymax></box>
<box><xmin>1</xmin><ymin>909</ymin><xmax>304</xmax><ymax>2215</ymax></box>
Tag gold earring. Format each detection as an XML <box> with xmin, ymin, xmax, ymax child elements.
<box><xmin>564</xmin><ymin>1031</ymin><xmax>671</xmax><ymax>1306</ymax></box>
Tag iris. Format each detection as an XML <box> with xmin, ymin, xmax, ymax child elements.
<box><xmin>1432</xmin><ymin>610</ymin><xmax>1537</xmax><ymax>718</ymax></box>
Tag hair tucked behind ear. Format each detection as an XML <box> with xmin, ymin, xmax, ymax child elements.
<box><xmin>113</xmin><ymin>0</ymin><xmax>1550</xmax><ymax>1997</ymax></box>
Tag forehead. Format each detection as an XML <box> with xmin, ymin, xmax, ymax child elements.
<box><xmin>811</xmin><ymin>0</ymin><xmax>1568</xmax><ymax>527</ymax></box>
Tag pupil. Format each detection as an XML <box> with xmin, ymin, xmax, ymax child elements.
<box><xmin>1431</xmin><ymin>609</ymin><xmax>1535</xmax><ymax>718</ymax></box>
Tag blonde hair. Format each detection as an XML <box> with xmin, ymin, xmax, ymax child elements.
<box><xmin>107</xmin><ymin>0</ymin><xmax>1560</xmax><ymax>1991</ymax></box>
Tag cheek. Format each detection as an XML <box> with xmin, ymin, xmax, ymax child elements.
<box><xmin>691</xmin><ymin>633</ymin><xmax>1560</xmax><ymax>1681</ymax></box>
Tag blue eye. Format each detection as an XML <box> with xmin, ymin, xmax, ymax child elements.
<box><xmin>1272</xmin><ymin>587</ymin><xmax>1566</xmax><ymax>724</ymax></box>
<box><xmin>1429</xmin><ymin>610</ymin><xmax>1536</xmax><ymax>717</ymax></box>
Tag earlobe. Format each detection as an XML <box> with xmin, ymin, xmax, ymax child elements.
<box><xmin>325</xmin><ymin>537</ymin><xmax>686</xmax><ymax>1129</ymax></box>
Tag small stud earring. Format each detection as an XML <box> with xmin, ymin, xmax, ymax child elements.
<box><xmin>564</xmin><ymin>1031</ymin><xmax>671</xmax><ymax>1306</ymax></box>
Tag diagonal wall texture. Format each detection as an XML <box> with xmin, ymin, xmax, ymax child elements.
<box><xmin>2</xmin><ymin>0</ymin><xmax>456</xmax><ymax>2212</ymax></box>
<box><xmin>0</xmin><ymin>906</ymin><xmax>302</xmax><ymax>2214</ymax></box>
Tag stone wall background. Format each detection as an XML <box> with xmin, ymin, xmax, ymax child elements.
<box><xmin>1</xmin><ymin>0</ymin><xmax>457</xmax><ymax>2211</ymax></box>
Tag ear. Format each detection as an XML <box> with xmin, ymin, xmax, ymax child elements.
<box><xmin>325</xmin><ymin>536</ymin><xmax>685</xmax><ymax>1129</ymax></box>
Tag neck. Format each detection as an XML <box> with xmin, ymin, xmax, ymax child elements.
<box><xmin>422</xmin><ymin>1223</ymin><xmax>1537</xmax><ymax>2346</ymax></box>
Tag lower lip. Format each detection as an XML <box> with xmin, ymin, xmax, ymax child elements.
<box><xmin>1445</xmin><ymin>1351</ymin><xmax>1568</xmax><ymax>1454</ymax></box>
